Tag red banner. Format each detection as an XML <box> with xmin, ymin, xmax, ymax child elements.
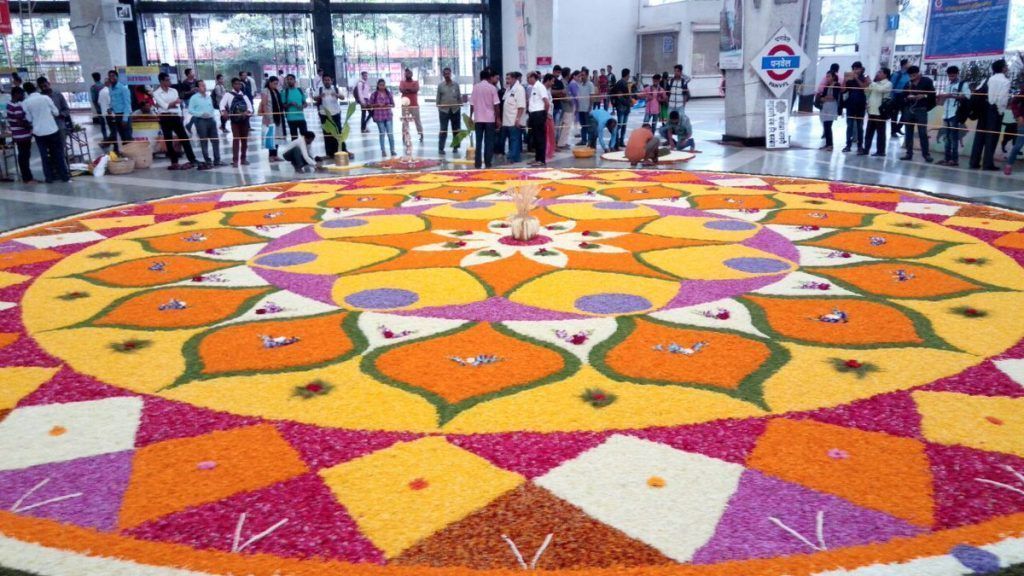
<box><xmin>0</xmin><ymin>0</ymin><xmax>11</xmax><ymax>36</ymax></box>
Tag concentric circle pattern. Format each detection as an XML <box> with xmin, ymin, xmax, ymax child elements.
<box><xmin>2</xmin><ymin>169</ymin><xmax>1024</xmax><ymax>575</ymax></box>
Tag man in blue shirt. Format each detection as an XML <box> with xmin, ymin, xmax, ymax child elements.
<box><xmin>106</xmin><ymin>69</ymin><xmax>134</xmax><ymax>153</ymax></box>
<box><xmin>587</xmin><ymin>107</ymin><xmax>618</xmax><ymax>151</ymax></box>
<box><xmin>889</xmin><ymin>59</ymin><xmax>910</xmax><ymax>137</ymax></box>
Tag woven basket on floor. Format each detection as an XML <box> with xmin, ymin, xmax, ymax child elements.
<box><xmin>121</xmin><ymin>140</ymin><xmax>153</xmax><ymax>169</ymax></box>
<box><xmin>107</xmin><ymin>158</ymin><xmax>136</xmax><ymax>175</ymax></box>
<box><xmin>572</xmin><ymin>146</ymin><xmax>596</xmax><ymax>158</ymax></box>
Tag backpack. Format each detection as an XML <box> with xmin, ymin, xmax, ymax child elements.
<box><xmin>229</xmin><ymin>93</ymin><xmax>249</xmax><ymax>120</ymax></box>
<box><xmin>953</xmin><ymin>79</ymin><xmax>971</xmax><ymax>124</ymax></box>
<box><xmin>965</xmin><ymin>78</ymin><xmax>989</xmax><ymax>122</ymax></box>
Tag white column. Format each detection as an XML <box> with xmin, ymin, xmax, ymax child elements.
<box><xmin>723</xmin><ymin>0</ymin><xmax>820</xmax><ymax>144</ymax></box>
<box><xmin>859</xmin><ymin>0</ymin><xmax>900</xmax><ymax>74</ymax></box>
<box><xmin>70</xmin><ymin>0</ymin><xmax>128</xmax><ymax>77</ymax></box>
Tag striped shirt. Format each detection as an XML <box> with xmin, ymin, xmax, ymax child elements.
<box><xmin>6</xmin><ymin>102</ymin><xmax>32</xmax><ymax>141</ymax></box>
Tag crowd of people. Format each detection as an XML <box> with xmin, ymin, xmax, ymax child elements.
<box><xmin>5</xmin><ymin>56</ymin><xmax>1022</xmax><ymax>184</ymax></box>
<box><xmin>815</xmin><ymin>58</ymin><xmax>1024</xmax><ymax>174</ymax></box>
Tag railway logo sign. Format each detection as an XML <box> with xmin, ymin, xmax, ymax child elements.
<box><xmin>751</xmin><ymin>27</ymin><xmax>808</xmax><ymax>97</ymax></box>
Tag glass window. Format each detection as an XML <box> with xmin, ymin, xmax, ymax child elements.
<box><xmin>690</xmin><ymin>30</ymin><xmax>719</xmax><ymax>76</ymax></box>
<box><xmin>0</xmin><ymin>15</ymin><xmax>82</xmax><ymax>84</ymax></box>
<box><xmin>143</xmin><ymin>13</ymin><xmax>315</xmax><ymax>89</ymax></box>
<box><xmin>333</xmin><ymin>12</ymin><xmax>483</xmax><ymax>100</ymax></box>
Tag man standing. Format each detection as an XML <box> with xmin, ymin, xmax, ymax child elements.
<box><xmin>239</xmin><ymin>71</ymin><xmax>254</xmax><ymax>100</ymax></box>
<box><xmin>106</xmin><ymin>70</ymin><xmax>133</xmax><ymax>153</ymax></box>
<box><xmin>356</xmin><ymin>71</ymin><xmax>373</xmax><ymax>134</ymax></box>
<box><xmin>900</xmin><ymin>66</ymin><xmax>935</xmax><ymax>163</ymax></box>
<box><xmin>188</xmin><ymin>80</ymin><xmax>221</xmax><ymax>169</ymax></box>
<box><xmin>316</xmin><ymin>74</ymin><xmax>344</xmax><ymax>158</ymax></box>
<box><xmin>213</xmin><ymin>74</ymin><xmax>228</xmax><ymax>133</ymax></box>
<box><xmin>666</xmin><ymin>64</ymin><xmax>690</xmax><ymax>119</ymax></box>
<box><xmin>280</xmin><ymin>74</ymin><xmax>308</xmax><ymax>139</ymax></box>
<box><xmin>22</xmin><ymin>81</ymin><xmax>70</xmax><ymax>183</ymax></box>
<box><xmin>437</xmin><ymin>67</ymin><xmax>463</xmax><ymax>154</ymax></box>
<box><xmin>576</xmin><ymin>68</ymin><xmax>594</xmax><ymax>146</ymax></box>
<box><xmin>970</xmin><ymin>59</ymin><xmax>1010</xmax><ymax>171</ymax></box>
<box><xmin>154</xmin><ymin>72</ymin><xmax>199</xmax><ymax>170</ymax></box>
<box><xmin>245</xmin><ymin>72</ymin><xmax>259</xmax><ymax>102</ymax></box>
<box><xmin>860</xmin><ymin>67</ymin><xmax>892</xmax><ymax>157</ymax></box>
<box><xmin>526</xmin><ymin>71</ymin><xmax>550</xmax><ymax>167</ymax></box>
<box><xmin>399</xmin><ymin>68</ymin><xmax>424</xmax><ymax>142</ymax></box>
<box><xmin>500</xmin><ymin>71</ymin><xmax>526</xmax><ymax>164</ymax></box>
<box><xmin>6</xmin><ymin>87</ymin><xmax>36</xmax><ymax>183</ymax></box>
<box><xmin>841</xmin><ymin>61</ymin><xmax>870</xmax><ymax>153</ymax></box>
<box><xmin>937</xmin><ymin>65</ymin><xmax>970</xmax><ymax>166</ymax></box>
<box><xmin>90</xmin><ymin>72</ymin><xmax>109</xmax><ymax>145</ymax></box>
<box><xmin>470</xmin><ymin>68</ymin><xmax>501</xmax><ymax>169</ymax></box>
<box><xmin>37</xmin><ymin>78</ymin><xmax>71</xmax><ymax>137</ymax></box>
<box><xmin>610</xmin><ymin>68</ymin><xmax>632</xmax><ymax>149</ymax></box>
<box><xmin>550</xmin><ymin>66</ymin><xmax>567</xmax><ymax>145</ymax></box>
<box><xmin>221</xmin><ymin>77</ymin><xmax>254</xmax><ymax>166</ymax></box>
<box><xmin>179</xmin><ymin>68</ymin><xmax>199</xmax><ymax>101</ymax></box>
<box><xmin>889</xmin><ymin>59</ymin><xmax>910</xmax><ymax>137</ymax></box>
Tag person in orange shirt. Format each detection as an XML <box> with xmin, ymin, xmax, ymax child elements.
<box><xmin>398</xmin><ymin>68</ymin><xmax>423</xmax><ymax>141</ymax></box>
<box><xmin>625</xmin><ymin>123</ymin><xmax>661</xmax><ymax>167</ymax></box>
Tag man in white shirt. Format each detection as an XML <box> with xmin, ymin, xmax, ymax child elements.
<box><xmin>97</xmin><ymin>79</ymin><xmax>111</xmax><ymax>146</ymax></box>
<box><xmin>279</xmin><ymin>131</ymin><xmax>320</xmax><ymax>172</ymax></box>
<box><xmin>22</xmin><ymin>81</ymin><xmax>70</xmax><ymax>182</ymax></box>
<box><xmin>970</xmin><ymin>59</ymin><xmax>1010</xmax><ymax>171</ymax></box>
<box><xmin>316</xmin><ymin>74</ymin><xmax>345</xmax><ymax>158</ymax></box>
<box><xmin>154</xmin><ymin>72</ymin><xmax>198</xmax><ymax>170</ymax></box>
<box><xmin>356</xmin><ymin>71</ymin><xmax>372</xmax><ymax>133</ymax></box>
<box><xmin>500</xmin><ymin>71</ymin><xmax>526</xmax><ymax>163</ymax></box>
<box><xmin>937</xmin><ymin>65</ymin><xmax>970</xmax><ymax>166</ymax></box>
<box><xmin>526</xmin><ymin>71</ymin><xmax>550</xmax><ymax>167</ymax></box>
<box><xmin>220</xmin><ymin>77</ymin><xmax>254</xmax><ymax>166</ymax></box>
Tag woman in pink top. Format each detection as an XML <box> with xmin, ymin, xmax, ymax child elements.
<box><xmin>643</xmin><ymin>74</ymin><xmax>667</xmax><ymax>129</ymax></box>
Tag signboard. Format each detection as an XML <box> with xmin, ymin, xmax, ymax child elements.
<box><xmin>515</xmin><ymin>0</ymin><xmax>528</xmax><ymax>70</ymax></box>
<box><xmin>719</xmin><ymin>0</ymin><xmax>743</xmax><ymax>69</ymax></box>
<box><xmin>0</xmin><ymin>0</ymin><xmax>12</xmax><ymax>36</ymax></box>
<box><xmin>924</xmin><ymin>0</ymin><xmax>1010</xmax><ymax>61</ymax></box>
<box><xmin>663</xmin><ymin>35</ymin><xmax>675</xmax><ymax>55</ymax></box>
<box><xmin>117</xmin><ymin>66</ymin><xmax>161</xmax><ymax>85</ymax></box>
<box><xmin>764</xmin><ymin>98</ymin><xmax>790</xmax><ymax>149</ymax></box>
<box><xmin>886</xmin><ymin>13</ymin><xmax>900</xmax><ymax>31</ymax></box>
<box><xmin>536</xmin><ymin>56</ymin><xmax>552</xmax><ymax>66</ymax></box>
<box><xmin>113</xmin><ymin>4</ymin><xmax>133</xmax><ymax>21</ymax></box>
<box><xmin>750</xmin><ymin>27</ymin><xmax>808</xmax><ymax>97</ymax></box>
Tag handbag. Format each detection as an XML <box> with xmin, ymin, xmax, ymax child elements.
<box><xmin>264</xmin><ymin>124</ymin><xmax>276</xmax><ymax>150</ymax></box>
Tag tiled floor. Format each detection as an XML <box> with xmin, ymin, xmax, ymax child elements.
<box><xmin>3</xmin><ymin>98</ymin><xmax>1023</xmax><ymax>232</ymax></box>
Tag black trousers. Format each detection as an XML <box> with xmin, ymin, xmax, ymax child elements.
<box><xmin>529</xmin><ymin>110</ymin><xmax>547</xmax><ymax>164</ymax></box>
<box><xmin>107</xmin><ymin>115</ymin><xmax>133</xmax><ymax>153</ymax></box>
<box><xmin>287</xmin><ymin>118</ymin><xmax>308</xmax><ymax>139</ymax></box>
<box><xmin>438</xmin><ymin>109</ymin><xmax>461</xmax><ymax>151</ymax></box>
<box><xmin>36</xmin><ymin>131</ymin><xmax>70</xmax><ymax>182</ymax></box>
<box><xmin>864</xmin><ymin>114</ymin><xmax>887</xmax><ymax>154</ymax></box>
<box><xmin>159</xmin><ymin>115</ymin><xmax>197</xmax><ymax>165</ymax></box>
<box><xmin>360</xmin><ymin>106</ymin><xmax>372</xmax><ymax>131</ymax></box>
<box><xmin>320</xmin><ymin>113</ymin><xmax>341</xmax><ymax>157</ymax></box>
<box><xmin>14</xmin><ymin>139</ymin><xmax>33</xmax><ymax>182</ymax></box>
<box><xmin>970</xmin><ymin>104</ymin><xmax>1000</xmax><ymax>169</ymax></box>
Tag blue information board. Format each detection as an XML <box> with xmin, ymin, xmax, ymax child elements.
<box><xmin>924</xmin><ymin>0</ymin><xmax>1010</xmax><ymax>61</ymax></box>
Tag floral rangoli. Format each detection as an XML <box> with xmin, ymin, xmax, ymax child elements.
<box><xmin>2</xmin><ymin>169</ymin><xmax>1024</xmax><ymax>574</ymax></box>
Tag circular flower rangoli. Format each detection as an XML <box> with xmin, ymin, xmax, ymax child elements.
<box><xmin>2</xmin><ymin>169</ymin><xmax>1024</xmax><ymax>574</ymax></box>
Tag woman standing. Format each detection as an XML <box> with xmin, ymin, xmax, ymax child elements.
<box><xmin>260</xmin><ymin>76</ymin><xmax>285</xmax><ymax>162</ymax></box>
<box><xmin>818</xmin><ymin>71</ymin><xmax>841</xmax><ymax>152</ymax></box>
<box><xmin>369</xmin><ymin>79</ymin><xmax>396</xmax><ymax>157</ymax></box>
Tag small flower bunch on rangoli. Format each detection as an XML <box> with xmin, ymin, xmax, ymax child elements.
<box><xmin>830</xmin><ymin>357</ymin><xmax>880</xmax><ymax>379</ymax></box>
<box><xmin>379</xmin><ymin>325</ymin><xmax>416</xmax><ymax>339</ymax></box>
<box><xmin>293</xmin><ymin>380</ymin><xmax>333</xmax><ymax>399</ymax></box>
<box><xmin>183</xmin><ymin>232</ymin><xmax>207</xmax><ymax>243</ymax></box>
<box><xmin>653</xmin><ymin>341</ymin><xmax>708</xmax><ymax>356</ymax></box>
<box><xmin>450</xmin><ymin>355</ymin><xmax>502</xmax><ymax>367</ymax></box>
<box><xmin>698</xmin><ymin>308</ymin><xmax>731</xmax><ymax>320</ymax></box>
<box><xmin>260</xmin><ymin>334</ymin><xmax>300</xmax><ymax>349</ymax></box>
<box><xmin>158</xmin><ymin>299</ymin><xmax>188</xmax><ymax>311</ymax></box>
<box><xmin>581</xmin><ymin>388</ymin><xmax>617</xmax><ymax>408</ymax></box>
<box><xmin>554</xmin><ymin>329</ymin><xmax>593</xmax><ymax>345</ymax></box>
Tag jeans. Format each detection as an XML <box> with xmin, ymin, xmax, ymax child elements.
<box><xmin>864</xmin><ymin>114</ymin><xmax>887</xmax><ymax>154</ymax></box>
<box><xmin>474</xmin><ymin>121</ymin><xmax>496</xmax><ymax>168</ymax></box>
<box><xmin>286</xmin><ymin>118</ymin><xmax>308</xmax><ymax>139</ymax></box>
<box><xmin>577</xmin><ymin>111</ymin><xmax>591</xmax><ymax>145</ymax></box>
<box><xmin>529</xmin><ymin>110</ymin><xmax>548</xmax><ymax>164</ymax></box>
<box><xmin>375</xmin><ymin>118</ymin><xmax>395</xmax><ymax>154</ymax></box>
<box><xmin>36</xmin><ymin>131</ymin><xmax>69</xmax><ymax>182</ymax></box>
<box><xmin>159</xmin><ymin>115</ymin><xmax>198</xmax><ymax>165</ymax></box>
<box><xmin>902</xmin><ymin>107</ymin><xmax>930</xmax><ymax>159</ymax></box>
<box><xmin>943</xmin><ymin>118</ymin><xmax>962</xmax><ymax>163</ymax></box>
<box><xmin>822</xmin><ymin>121</ymin><xmax>834</xmax><ymax>147</ymax></box>
<box><xmin>194</xmin><ymin>117</ymin><xmax>220</xmax><ymax>165</ymax></box>
<box><xmin>14</xmin><ymin>139</ymin><xmax>33</xmax><ymax>182</ymax></box>
<box><xmin>970</xmin><ymin>104</ymin><xmax>1000</xmax><ymax>169</ymax></box>
<box><xmin>1001</xmin><ymin>122</ymin><xmax>1017</xmax><ymax>151</ymax></box>
<box><xmin>107</xmin><ymin>115</ymin><xmax>133</xmax><ymax>153</ymax></box>
<box><xmin>552</xmin><ymin>107</ymin><xmax>564</xmax><ymax>142</ymax></box>
<box><xmin>438</xmin><ymin>108</ymin><xmax>461</xmax><ymax>152</ymax></box>
<box><xmin>643</xmin><ymin>112</ymin><xmax>660</xmax><ymax>127</ymax></box>
<box><xmin>1008</xmin><ymin>133</ymin><xmax>1024</xmax><ymax>166</ymax></box>
<box><xmin>614</xmin><ymin>106</ymin><xmax>631</xmax><ymax>148</ymax></box>
<box><xmin>845</xmin><ymin>116</ymin><xmax>864</xmax><ymax>150</ymax></box>
<box><xmin>501</xmin><ymin>125</ymin><xmax>523</xmax><ymax>163</ymax></box>
<box><xmin>320</xmin><ymin>113</ymin><xmax>342</xmax><ymax>157</ymax></box>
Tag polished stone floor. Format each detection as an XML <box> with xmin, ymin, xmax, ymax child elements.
<box><xmin>2</xmin><ymin>98</ymin><xmax>1023</xmax><ymax>231</ymax></box>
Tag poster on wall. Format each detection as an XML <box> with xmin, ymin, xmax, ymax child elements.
<box><xmin>515</xmin><ymin>0</ymin><xmax>528</xmax><ymax>71</ymax></box>
<box><xmin>116</xmin><ymin>66</ymin><xmax>161</xmax><ymax>85</ymax></box>
<box><xmin>719</xmin><ymin>0</ymin><xmax>743</xmax><ymax>69</ymax></box>
<box><xmin>765</xmin><ymin>99</ymin><xmax>790</xmax><ymax>149</ymax></box>
<box><xmin>0</xmin><ymin>0</ymin><xmax>12</xmax><ymax>35</ymax></box>
<box><xmin>923</xmin><ymin>0</ymin><xmax>1010</xmax><ymax>61</ymax></box>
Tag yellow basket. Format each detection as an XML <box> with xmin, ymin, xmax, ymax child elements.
<box><xmin>572</xmin><ymin>146</ymin><xmax>596</xmax><ymax>159</ymax></box>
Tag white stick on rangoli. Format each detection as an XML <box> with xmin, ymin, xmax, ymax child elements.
<box><xmin>501</xmin><ymin>533</ymin><xmax>554</xmax><ymax>570</ymax></box>
<box><xmin>768</xmin><ymin>510</ymin><xmax>827</xmax><ymax>551</ymax></box>
<box><xmin>231</xmin><ymin>512</ymin><xmax>289</xmax><ymax>553</ymax></box>
<box><xmin>9</xmin><ymin>478</ymin><xmax>83</xmax><ymax>514</ymax></box>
